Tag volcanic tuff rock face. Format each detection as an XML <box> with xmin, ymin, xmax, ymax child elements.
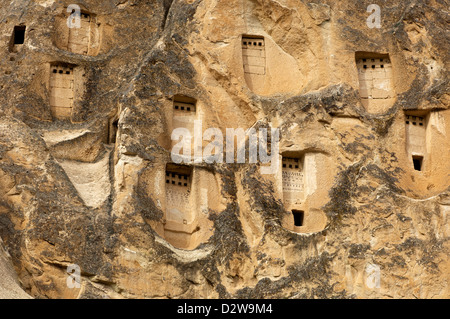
<box><xmin>0</xmin><ymin>0</ymin><xmax>449</xmax><ymax>299</ymax></box>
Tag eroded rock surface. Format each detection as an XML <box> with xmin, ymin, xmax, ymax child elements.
<box><xmin>0</xmin><ymin>237</ymin><xmax>31</xmax><ymax>298</ymax></box>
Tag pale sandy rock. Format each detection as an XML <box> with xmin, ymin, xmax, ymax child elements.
<box><xmin>0</xmin><ymin>238</ymin><xmax>32</xmax><ymax>299</ymax></box>
<box><xmin>56</xmin><ymin>149</ymin><xmax>111</xmax><ymax>208</ymax></box>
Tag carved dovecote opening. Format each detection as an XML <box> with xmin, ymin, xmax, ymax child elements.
<box><xmin>405</xmin><ymin>111</ymin><xmax>429</xmax><ymax>172</ymax></box>
<box><xmin>282</xmin><ymin>156</ymin><xmax>304</xmax><ymax>206</ymax></box>
<box><xmin>148</xmin><ymin>164</ymin><xmax>218</xmax><ymax>250</ymax></box>
<box><xmin>54</xmin><ymin>8</ymin><xmax>102</xmax><ymax>56</ymax></box>
<box><xmin>173</xmin><ymin>96</ymin><xmax>196</xmax><ymax>113</ymax></box>
<box><xmin>68</xmin><ymin>12</ymin><xmax>91</xmax><ymax>55</ymax></box>
<box><xmin>405</xmin><ymin>114</ymin><xmax>426</xmax><ymax>126</ymax></box>
<box><xmin>166</xmin><ymin>168</ymin><xmax>191</xmax><ymax>188</ymax></box>
<box><xmin>356</xmin><ymin>52</ymin><xmax>395</xmax><ymax>112</ymax></box>
<box><xmin>49</xmin><ymin>63</ymin><xmax>75</xmax><ymax>120</ymax></box>
<box><xmin>412</xmin><ymin>155</ymin><xmax>423</xmax><ymax>171</ymax></box>
<box><xmin>281</xmin><ymin>155</ymin><xmax>307</xmax><ymax>233</ymax></box>
<box><xmin>242</xmin><ymin>35</ymin><xmax>266</xmax><ymax>76</ymax></box>
<box><xmin>171</xmin><ymin>95</ymin><xmax>197</xmax><ymax>151</ymax></box>
<box><xmin>280</xmin><ymin>152</ymin><xmax>328</xmax><ymax>234</ymax></box>
<box><xmin>163</xmin><ymin>164</ymin><xmax>196</xmax><ymax>249</ymax></box>
<box><xmin>109</xmin><ymin>119</ymin><xmax>119</xmax><ymax>144</ymax></box>
<box><xmin>9</xmin><ymin>25</ymin><xmax>26</xmax><ymax>52</ymax></box>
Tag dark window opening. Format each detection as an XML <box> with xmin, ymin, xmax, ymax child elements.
<box><xmin>13</xmin><ymin>26</ymin><xmax>26</xmax><ymax>45</ymax></box>
<box><xmin>106</xmin><ymin>118</ymin><xmax>119</xmax><ymax>144</ymax></box>
<box><xmin>110</xmin><ymin>120</ymin><xmax>118</xmax><ymax>144</ymax></box>
<box><xmin>413</xmin><ymin>156</ymin><xmax>423</xmax><ymax>171</ymax></box>
<box><xmin>292</xmin><ymin>210</ymin><xmax>304</xmax><ymax>227</ymax></box>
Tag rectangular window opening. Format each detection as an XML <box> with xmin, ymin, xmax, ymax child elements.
<box><xmin>109</xmin><ymin>119</ymin><xmax>118</xmax><ymax>144</ymax></box>
<box><xmin>355</xmin><ymin>52</ymin><xmax>394</xmax><ymax>105</ymax></box>
<box><xmin>49</xmin><ymin>63</ymin><xmax>76</xmax><ymax>120</ymax></box>
<box><xmin>412</xmin><ymin>156</ymin><xmax>423</xmax><ymax>171</ymax></box>
<box><xmin>292</xmin><ymin>210</ymin><xmax>304</xmax><ymax>227</ymax></box>
<box><xmin>13</xmin><ymin>26</ymin><xmax>26</xmax><ymax>45</ymax></box>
